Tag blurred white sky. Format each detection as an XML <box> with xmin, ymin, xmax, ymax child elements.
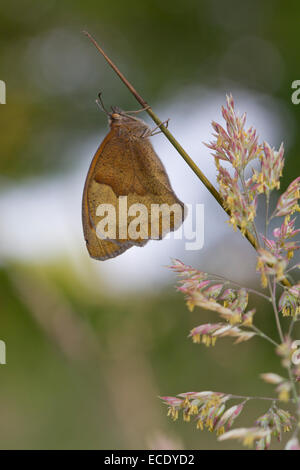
<box><xmin>0</xmin><ymin>88</ymin><xmax>294</xmax><ymax>293</ymax></box>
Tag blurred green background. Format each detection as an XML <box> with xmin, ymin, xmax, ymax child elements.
<box><xmin>0</xmin><ymin>0</ymin><xmax>299</xmax><ymax>450</ymax></box>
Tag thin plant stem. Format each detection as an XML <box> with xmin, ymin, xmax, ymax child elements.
<box><xmin>228</xmin><ymin>393</ymin><xmax>291</xmax><ymax>403</ymax></box>
<box><xmin>288</xmin><ymin>317</ymin><xmax>300</xmax><ymax>338</ymax></box>
<box><xmin>240</xmin><ymin>287</ymin><xmax>271</xmax><ymax>302</ymax></box>
<box><xmin>286</xmin><ymin>265</ymin><xmax>300</xmax><ymax>274</ymax></box>
<box><xmin>269</xmin><ymin>277</ymin><xmax>284</xmax><ymax>344</ymax></box>
<box><xmin>288</xmin><ymin>317</ymin><xmax>296</xmax><ymax>337</ymax></box>
<box><xmin>249</xmin><ymin>324</ymin><xmax>279</xmax><ymax>347</ymax></box>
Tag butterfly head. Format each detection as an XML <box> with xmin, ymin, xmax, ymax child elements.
<box><xmin>109</xmin><ymin>106</ymin><xmax>150</xmax><ymax>137</ymax></box>
<box><xmin>95</xmin><ymin>95</ymin><xmax>150</xmax><ymax>137</ymax></box>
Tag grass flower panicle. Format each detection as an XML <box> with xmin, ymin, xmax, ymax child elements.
<box><xmin>162</xmin><ymin>96</ymin><xmax>300</xmax><ymax>450</ymax></box>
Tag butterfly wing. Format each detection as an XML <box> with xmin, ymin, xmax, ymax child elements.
<box><xmin>82</xmin><ymin>128</ymin><xmax>185</xmax><ymax>260</ymax></box>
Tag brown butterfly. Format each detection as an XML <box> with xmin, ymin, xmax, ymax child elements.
<box><xmin>82</xmin><ymin>100</ymin><xmax>185</xmax><ymax>260</ymax></box>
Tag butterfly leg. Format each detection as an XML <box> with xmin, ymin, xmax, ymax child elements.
<box><xmin>122</xmin><ymin>105</ymin><xmax>151</xmax><ymax>114</ymax></box>
<box><xmin>142</xmin><ymin>119</ymin><xmax>170</xmax><ymax>138</ymax></box>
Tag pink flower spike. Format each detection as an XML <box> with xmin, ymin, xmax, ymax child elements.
<box><xmin>159</xmin><ymin>396</ymin><xmax>183</xmax><ymax>406</ymax></box>
<box><xmin>205</xmin><ymin>95</ymin><xmax>262</xmax><ymax>171</ymax></box>
<box><xmin>275</xmin><ymin>176</ymin><xmax>300</xmax><ymax>217</ymax></box>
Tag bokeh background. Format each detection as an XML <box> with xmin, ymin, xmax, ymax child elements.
<box><xmin>0</xmin><ymin>0</ymin><xmax>299</xmax><ymax>449</ymax></box>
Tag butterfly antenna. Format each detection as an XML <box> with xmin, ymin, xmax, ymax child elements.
<box><xmin>96</xmin><ymin>92</ymin><xmax>110</xmax><ymax>115</ymax></box>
